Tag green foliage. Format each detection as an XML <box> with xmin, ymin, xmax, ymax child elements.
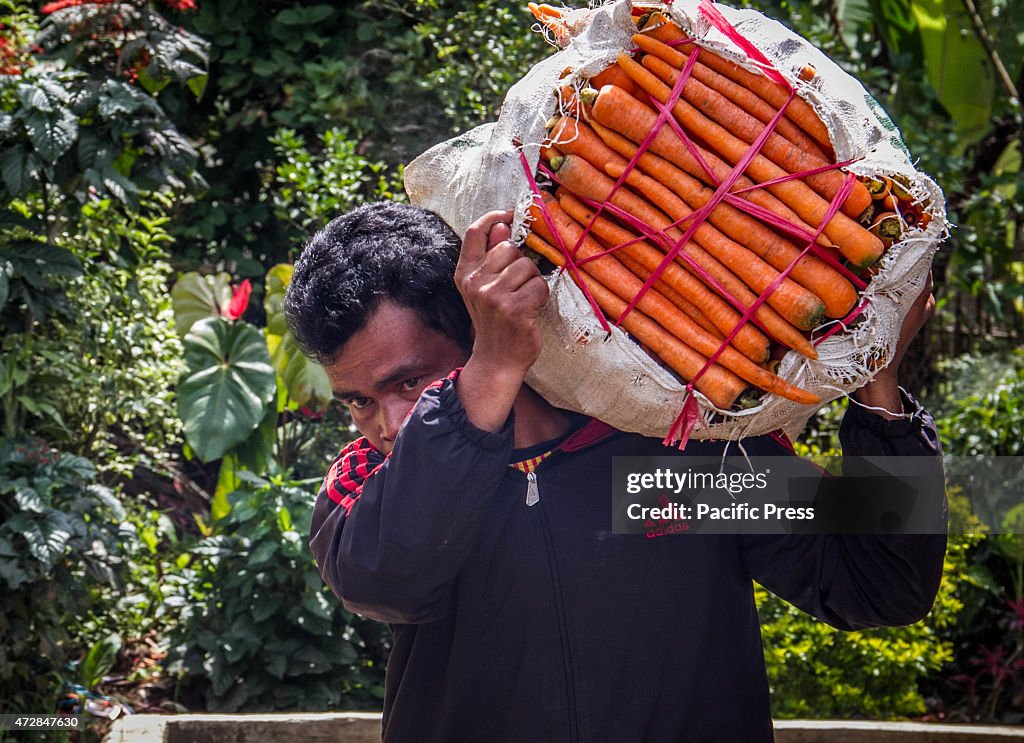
<box><xmin>931</xmin><ymin>351</ymin><xmax>1024</xmax><ymax>457</ymax></box>
<box><xmin>911</xmin><ymin>0</ymin><xmax>994</xmax><ymax>141</ymax></box>
<box><xmin>54</xmin><ymin>200</ymin><xmax>183</xmax><ymax>466</ymax></box>
<box><xmin>78</xmin><ymin>633</ymin><xmax>122</xmax><ymax>691</ymax></box>
<box><xmin>924</xmin><ymin>351</ymin><xmax>1024</xmax><ymax>721</ymax></box>
<box><xmin>172</xmin><ymin>263</ymin><xmax>333</xmax><ymax>484</ymax></box>
<box><xmin>167</xmin><ymin>474</ymin><xmax>389</xmax><ymax>711</ymax></box>
<box><xmin>0</xmin><ymin>62</ymin><xmax>206</xmax><ymax>211</ymax></box>
<box><xmin>263</xmin><ymin>263</ymin><xmax>332</xmax><ymax>411</ymax></box>
<box><xmin>0</xmin><ymin>206</ymin><xmax>82</xmax><ymax>334</ymax></box>
<box><xmin>1</xmin><ymin>0</ymin><xmax>197</xmax><ymax>462</ymax></box>
<box><xmin>0</xmin><ymin>197</ymin><xmax>184</xmax><ymax>470</ymax></box>
<box><xmin>170</xmin><ymin>271</ymin><xmax>233</xmax><ymax>337</ymax></box>
<box><xmin>416</xmin><ymin>1</ymin><xmax>548</xmax><ymax>131</ymax></box>
<box><xmin>178</xmin><ymin>316</ymin><xmax>277</xmax><ymax>463</ymax></box>
<box><xmin>758</xmin><ymin>532</ymin><xmax>977</xmax><ymax>718</ymax></box>
<box><xmin>269</xmin><ymin>127</ymin><xmax>404</xmax><ymax>246</ymax></box>
<box><xmin>171</xmin><ymin>0</ymin><xmax>548</xmax><ymax>269</ymax></box>
<box><xmin>0</xmin><ymin>437</ymin><xmax>131</xmax><ymax>713</ymax></box>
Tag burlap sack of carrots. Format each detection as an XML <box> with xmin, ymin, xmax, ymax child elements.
<box><xmin>405</xmin><ymin>0</ymin><xmax>946</xmax><ymax>445</ymax></box>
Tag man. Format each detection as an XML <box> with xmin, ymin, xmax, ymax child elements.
<box><xmin>284</xmin><ymin>201</ymin><xmax>946</xmax><ymax>742</ymax></box>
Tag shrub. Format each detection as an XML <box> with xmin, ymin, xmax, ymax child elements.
<box><xmin>0</xmin><ymin>437</ymin><xmax>132</xmax><ymax>713</ymax></box>
<box><xmin>758</xmin><ymin>533</ymin><xmax>977</xmax><ymax>719</ymax></box>
<box><xmin>167</xmin><ymin>474</ymin><xmax>389</xmax><ymax>711</ymax></box>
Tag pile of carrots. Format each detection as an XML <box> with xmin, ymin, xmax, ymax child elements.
<box><xmin>522</xmin><ymin>6</ymin><xmax>931</xmax><ymax>412</ymax></box>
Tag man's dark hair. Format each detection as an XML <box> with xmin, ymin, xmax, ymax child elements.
<box><xmin>284</xmin><ymin>202</ymin><xmax>472</xmax><ymax>365</ymax></box>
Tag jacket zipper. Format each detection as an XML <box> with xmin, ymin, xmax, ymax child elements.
<box><xmin>525</xmin><ymin>471</ymin><xmax>539</xmax><ymax>506</ymax></box>
<box><xmin>531</xmin><ymin>468</ymin><xmax>582</xmax><ymax>742</ymax></box>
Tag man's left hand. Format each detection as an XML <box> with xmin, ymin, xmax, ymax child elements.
<box><xmin>852</xmin><ymin>272</ymin><xmax>935</xmax><ymax>419</ymax></box>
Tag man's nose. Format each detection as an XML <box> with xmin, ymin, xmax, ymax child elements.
<box><xmin>380</xmin><ymin>399</ymin><xmax>412</xmax><ymax>446</ymax></box>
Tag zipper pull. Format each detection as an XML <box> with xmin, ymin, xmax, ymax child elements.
<box><xmin>525</xmin><ymin>471</ymin><xmax>539</xmax><ymax>507</ymax></box>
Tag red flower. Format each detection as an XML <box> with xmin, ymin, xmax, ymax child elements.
<box><xmin>40</xmin><ymin>0</ymin><xmax>113</xmax><ymax>15</ymax></box>
<box><xmin>298</xmin><ymin>405</ymin><xmax>327</xmax><ymax>420</ymax></box>
<box><xmin>222</xmin><ymin>279</ymin><xmax>252</xmax><ymax>320</ymax></box>
<box><xmin>161</xmin><ymin>0</ymin><xmax>197</xmax><ymax>10</ymax></box>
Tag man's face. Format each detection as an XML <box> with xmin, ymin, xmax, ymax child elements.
<box><xmin>324</xmin><ymin>300</ymin><xmax>470</xmax><ymax>454</ymax></box>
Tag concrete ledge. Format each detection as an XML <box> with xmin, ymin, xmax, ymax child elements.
<box><xmin>104</xmin><ymin>713</ymin><xmax>1024</xmax><ymax>742</ymax></box>
<box><xmin>774</xmin><ymin>720</ymin><xmax>1024</xmax><ymax>742</ymax></box>
<box><xmin>103</xmin><ymin>712</ymin><xmax>383</xmax><ymax>743</ymax></box>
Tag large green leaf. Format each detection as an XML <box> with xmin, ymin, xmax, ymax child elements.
<box><xmin>267</xmin><ymin>330</ymin><xmax>332</xmax><ymax>410</ymax></box>
<box><xmin>16</xmin><ymin>78</ymin><xmax>69</xmax><ymax>113</ymax></box>
<box><xmin>275</xmin><ymin>5</ymin><xmax>334</xmax><ymax>25</ymax></box>
<box><xmin>96</xmin><ymin>165</ymin><xmax>140</xmax><ymax>208</ymax></box>
<box><xmin>911</xmin><ymin>0</ymin><xmax>995</xmax><ymax>142</ymax></box>
<box><xmin>18</xmin><ymin>514</ymin><xmax>72</xmax><ymax>567</ymax></box>
<box><xmin>870</xmin><ymin>0</ymin><xmax>923</xmax><ymax>57</ymax></box>
<box><xmin>0</xmin><ymin>243</ymin><xmax>83</xmax><ymax>287</ymax></box>
<box><xmin>263</xmin><ymin>263</ymin><xmax>331</xmax><ymax>409</ymax></box>
<box><xmin>835</xmin><ymin>0</ymin><xmax>874</xmax><ymax>49</ymax></box>
<box><xmin>212</xmin><ymin>454</ymin><xmax>239</xmax><ymax>521</ymax></box>
<box><xmin>171</xmin><ymin>271</ymin><xmax>233</xmax><ymax>336</ymax></box>
<box><xmin>22</xmin><ymin>108</ymin><xmax>78</xmax><ymax>164</ymax></box>
<box><xmin>232</xmin><ymin>393</ymin><xmax>279</xmax><ymax>473</ymax></box>
<box><xmin>0</xmin><ymin>145</ymin><xmax>36</xmax><ymax>196</ymax></box>
<box><xmin>263</xmin><ymin>263</ymin><xmax>293</xmax><ymax>337</ymax></box>
<box><xmin>178</xmin><ymin>317</ymin><xmax>277</xmax><ymax>462</ymax></box>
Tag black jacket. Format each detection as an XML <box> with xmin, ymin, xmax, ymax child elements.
<box><xmin>309</xmin><ymin>376</ymin><xmax>947</xmax><ymax>743</ymax></box>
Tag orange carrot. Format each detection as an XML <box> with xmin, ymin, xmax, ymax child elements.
<box><xmin>637</xmin><ymin>53</ymin><xmax>872</xmax><ymax>220</ymax></box>
<box><xmin>582</xmin><ymin>92</ymin><xmax>832</xmax><ymax>249</ymax></box>
<box><xmin>631</xmin><ymin>32</ymin><xmax>829</xmax><ymax>161</ymax></box>
<box><xmin>552</xmin><ymin>154</ymin><xmax>782</xmax><ymax>345</ymax></box>
<box><xmin>547</xmin><ymin>115</ymin><xmax>628</xmax><ymax>172</ymax></box>
<box><xmin>549</xmin><ymin>152</ymin><xmax>683</xmax><ymax>242</ymax></box>
<box><xmin>616</xmin><ymin>53</ymin><xmax>872</xmax><ymax>225</ymax></box>
<box><xmin>604</xmin><ymin>159</ymin><xmax>826</xmax><ymax>334</ymax></box>
<box><xmin>869</xmin><ymin>211</ymin><xmax>901</xmax><ymax>247</ymax></box>
<box><xmin>527</xmin><ymin>204</ymin><xmax>820</xmax><ymax>404</ymax></box>
<box><xmin>865</xmin><ymin>176</ymin><xmax>892</xmax><ymax>201</ymax></box>
<box><xmin>526</xmin><ymin>231</ymin><xmax>746</xmax><ymax>408</ymax></box>
<box><xmin>540</xmin><ymin>142</ymin><xmax>562</xmax><ymax>164</ymax></box>
<box><xmin>586</xmin><ymin>224</ymin><xmax>726</xmax><ymax>341</ymax></box>
<box><xmin>614</xmin><ymin>248</ymin><xmax>725</xmax><ymax>339</ymax></box>
<box><xmin>591</xmin><ymin>81</ymin><xmax>883</xmax><ymax>267</ymax></box>
<box><xmin>591</xmin><ymin>62</ymin><xmax>639</xmax><ymax>97</ymax></box>
<box><xmin>551</xmin><ymin>154</ymin><xmax>820</xmax><ymax>359</ymax></box>
<box><xmin>639</xmin><ymin>14</ymin><xmax>833</xmax><ymax>151</ymax></box>
<box><xmin>556</xmin><ymin>188</ymin><xmax>773</xmax><ymax>362</ymax></box>
<box><xmin>589</xmin><ymin>122</ymin><xmax>858</xmax><ymax>318</ymax></box>
<box><xmin>556</xmin><ymin>84</ymin><xmax>582</xmax><ymax>117</ymax></box>
<box><xmin>527</xmin><ymin>2</ymin><xmax>562</xmax><ymax>22</ymax></box>
<box><xmin>527</xmin><ymin>2</ymin><xmax>567</xmax><ymax>34</ymax></box>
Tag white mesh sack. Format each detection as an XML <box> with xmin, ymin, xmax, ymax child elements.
<box><xmin>405</xmin><ymin>0</ymin><xmax>947</xmax><ymax>443</ymax></box>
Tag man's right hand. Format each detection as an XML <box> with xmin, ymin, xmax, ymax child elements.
<box><xmin>454</xmin><ymin>209</ymin><xmax>549</xmax><ymax>433</ymax></box>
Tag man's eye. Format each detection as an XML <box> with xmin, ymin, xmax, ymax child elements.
<box><xmin>400</xmin><ymin>377</ymin><xmax>423</xmax><ymax>392</ymax></box>
<box><xmin>347</xmin><ymin>397</ymin><xmax>372</xmax><ymax>410</ymax></box>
